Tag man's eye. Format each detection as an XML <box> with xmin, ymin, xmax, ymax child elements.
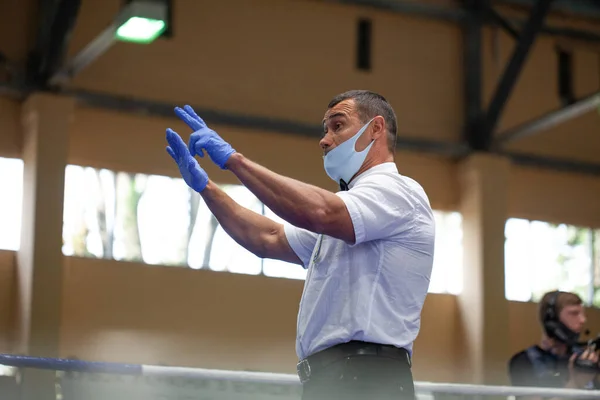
<box><xmin>334</xmin><ymin>123</ymin><xmax>342</xmax><ymax>130</ymax></box>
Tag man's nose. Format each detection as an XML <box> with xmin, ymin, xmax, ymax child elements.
<box><xmin>319</xmin><ymin>135</ymin><xmax>331</xmax><ymax>151</ymax></box>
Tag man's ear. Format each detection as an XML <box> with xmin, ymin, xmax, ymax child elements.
<box><xmin>371</xmin><ymin>116</ymin><xmax>386</xmax><ymax>139</ymax></box>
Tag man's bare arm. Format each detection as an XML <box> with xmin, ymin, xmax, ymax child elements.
<box><xmin>225</xmin><ymin>153</ymin><xmax>356</xmax><ymax>244</ymax></box>
<box><xmin>200</xmin><ymin>180</ymin><xmax>301</xmax><ymax>264</ymax></box>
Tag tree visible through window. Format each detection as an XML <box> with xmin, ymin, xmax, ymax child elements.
<box><xmin>505</xmin><ymin>218</ymin><xmax>599</xmax><ymax>306</ymax></box>
<box><xmin>593</xmin><ymin>229</ymin><xmax>600</xmax><ymax>306</ymax></box>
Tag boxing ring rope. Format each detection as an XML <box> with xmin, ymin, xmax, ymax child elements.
<box><xmin>1</xmin><ymin>353</ymin><xmax>600</xmax><ymax>399</ymax></box>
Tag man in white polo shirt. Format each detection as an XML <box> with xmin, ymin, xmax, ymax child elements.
<box><xmin>165</xmin><ymin>90</ymin><xmax>435</xmax><ymax>400</ymax></box>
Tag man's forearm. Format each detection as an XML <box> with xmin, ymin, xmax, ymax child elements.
<box><xmin>199</xmin><ymin>180</ymin><xmax>282</xmax><ymax>258</ymax></box>
<box><xmin>225</xmin><ymin>153</ymin><xmax>338</xmax><ymax>232</ymax></box>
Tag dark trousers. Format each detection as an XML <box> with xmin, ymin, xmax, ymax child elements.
<box><xmin>299</xmin><ymin>342</ymin><xmax>415</xmax><ymax>400</ymax></box>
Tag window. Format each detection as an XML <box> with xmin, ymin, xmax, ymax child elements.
<box><xmin>0</xmin><ymin>157</ymin><xmax>23</xmax><ymax>251</ymax></box>
<box><xmin>62</xmin><ymin>164</ymin><xmax>463</xmax><ymax>290</ymax></box>
<box><xmin>62</xmin><ymin>166</ymin><xmax>305</xmax><ymax>279</ymax></box>
<box><xmin>429</xmin><ymin>211</ymin><xmax>463</xmax><ymax>295</ymax></box>
<box><xmin>505</xmin><ymin>218</ymin><xmax>600</xmax><ymax>306</ymax></box>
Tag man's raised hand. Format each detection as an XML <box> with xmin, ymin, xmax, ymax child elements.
<box><xmin>165</xmin><ymin>128</ymin><xmax>209</xmax><ymax>192</ymax></box>
<box><xmin>174</xmin><ymin>105</ymin><xmax>236</xmax><ymax>169</ymax></box>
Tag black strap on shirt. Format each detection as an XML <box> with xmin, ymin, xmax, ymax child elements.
<box><xmin>339</xmin><ymin>179</ymin><xmax>349</xmax><ymax>191</ymax></box>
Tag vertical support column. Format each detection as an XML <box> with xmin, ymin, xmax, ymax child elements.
<box><xmin>16</xmin><ymin>92</ymin><xmax>74</xmax><ymax>400</ymax></box>
<box><xmin>458</xmin><ymin>153</ymin><xmax>511</xmax><ymax>385</ymax></box>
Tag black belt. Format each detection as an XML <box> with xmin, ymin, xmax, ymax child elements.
<box><xmin>296</xmin><ymin>341</ymin><xmax>411</xmax><ymax>384</ymax></box>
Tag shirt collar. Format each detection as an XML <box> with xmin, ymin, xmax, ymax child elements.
<box><xmin>348</xmin><ymin>162</ymin><xmax>399</xmax><ymax>189</ymax></box>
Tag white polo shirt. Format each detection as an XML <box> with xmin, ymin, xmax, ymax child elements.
<box><xmin>284</xmin><ymin>162</ymin><xmax>435</xmax><ymax>361</ymax></box>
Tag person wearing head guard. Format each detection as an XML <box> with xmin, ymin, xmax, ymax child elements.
<box><xmin>508</xmin><ymin>290</ymin><xmax>600</xmax><ymax>399</ymax></box>
<box><xmin>165</xmin><ymin>90</ymin><xmax>435</xmax><ymax>400</ymax></box>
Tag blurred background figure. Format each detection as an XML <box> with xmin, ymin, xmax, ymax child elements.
<box><xmin>508</xmin><ymin>290</ymin><xmax>600</xmax><ymax>398</ymax></box>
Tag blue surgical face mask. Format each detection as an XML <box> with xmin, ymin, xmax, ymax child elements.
<box><xmin>323</xmin><ymin>118</ymin><xmax>375</xmax><ymax>189</ymax></box>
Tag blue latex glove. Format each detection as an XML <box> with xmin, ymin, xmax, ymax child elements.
<box><xmin>174</xmin><ymin>105</ymin><xmax>236</xmax><ymax>169</ymax></box>
<box><xmin>165</xmin><ymin>128</ymin><xmax>209</xmax><ymax>192</ymax></box>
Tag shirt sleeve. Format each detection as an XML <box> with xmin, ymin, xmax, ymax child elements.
<box><xmin>335</xmin><ymin>175</ymin><xmax>421</xmax><ymax>245</ymax></box>
<box><xmin>284</xmin><ymin>223</ymin><xmax>319</xmax><ymax>269</ymax></box>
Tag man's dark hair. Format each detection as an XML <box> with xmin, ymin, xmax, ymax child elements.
<box><xmin>327</xmin><ymin>90</ymin><xmax>398</xmax><ymax>152</ymax></box>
